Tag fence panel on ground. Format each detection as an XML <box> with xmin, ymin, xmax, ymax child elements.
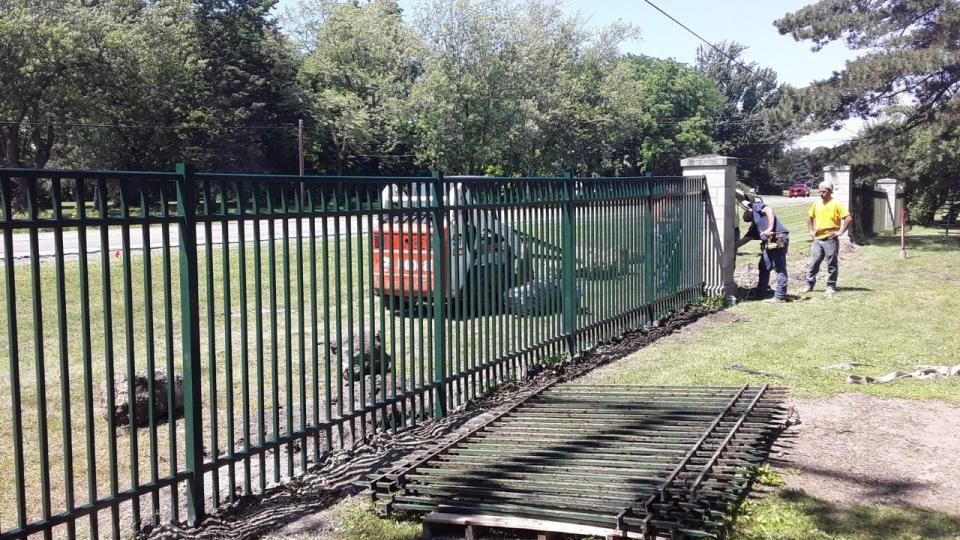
<box><xmin>0</xmin><ymin>167</ymin><xmax>707</xmax><ymax>539</ymax></box>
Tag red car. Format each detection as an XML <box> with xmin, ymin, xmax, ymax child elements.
<box><xmin>787</xmin><ymin>183</ymin><xmax>810</xmax><ymax>197</ymax></box>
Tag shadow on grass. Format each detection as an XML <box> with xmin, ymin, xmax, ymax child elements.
<box><xmin>861</xmin><ymin>233</ymin><xmax>960</xmax><ymax>252</ymax></box>
<box><xmin>736</xmin><ymin>488</ymin><xmax>960</xmax><ymax>540</ymax></box>
<box><xmin>734</xmin><ymin>285</ymin><xmax>873</xmax><ymax>303</ymax></box>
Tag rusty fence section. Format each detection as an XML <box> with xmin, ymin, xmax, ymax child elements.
<box><xmin>0</xmin><ymin>167</ymin><xmax>706</xmax><ymax>538</ymax></box>
<box><xmin>372</xmin><ymin>384</ymin><xmax>787</xmax><ymax>539</ymax></box>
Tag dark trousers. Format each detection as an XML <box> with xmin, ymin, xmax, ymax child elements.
<box><xmin>758</xmin><ymin>247</ymin><xmax>788</xmax><ymax>299</ymax></box>
<box><xmin>807</xmin><ymin>237</ymin><xmax>839</xmax><ymax>288</ymax></box>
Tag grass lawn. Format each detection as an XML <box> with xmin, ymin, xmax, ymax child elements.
<box><xmin>581</xmin><ymin>203</ymin><xmax>960</xmax><ymax>404</ymax></box>
<box><xmin>0</xmin><ymin>203</ymin><xmax>674</xmax><ymax>536</ymax></box>
<box><xmin>4</xmin><ymin>194</ymin><xmax>958</xmax><ymax>538</ymax></box>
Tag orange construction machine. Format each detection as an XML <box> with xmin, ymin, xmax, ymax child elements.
<box><xmin>372</xmin><ymin>181</ymin><xmax>533</xmax><ymax>305</ymax></box>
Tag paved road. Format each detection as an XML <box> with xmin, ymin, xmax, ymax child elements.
<box><xmin>759</xmin><ymin>194</ymin><xmax>816</xmax><ymax>206</ymax></box>
<box><xmin>0</xmin><ymin>211</ymin><xmax>549</xmax><ymax>260</ymax></box>
<box><xmin>0</xmin><ymin>216</ymin><xmax>371</xmax><ymax>260</ymax></box>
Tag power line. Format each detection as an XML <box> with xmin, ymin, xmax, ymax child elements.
<box><xmin>641</xmin><ymin>0</ymin><xmax>757</xmax><ymax>75</ymax></box>
<box><xmin>1</xmin><ymin>115</ymin><xmax>771</xmax><ymax>131</ymax></box>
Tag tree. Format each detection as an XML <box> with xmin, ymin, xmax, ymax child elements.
<box><xmin>624</xmin><ymin>55</ymin><xmax>726</xmax><ymax>175</ymax></box>
<box><xmin>774</xmin><ymin>0</ymin><xmax>960</xmax><ymax>135</ymax></box>
<box><xmin>0</xmin><ymin>3</ymin><xmax>115</xmax><ymax>170</ymax></box>
<box><xmin>410</xmin><ymin>0</ymin><xmax>642</xmax><ymax>176</ymax></box>
<box><xmin>297</xmin><ymin>0</ymin><xmax>423</xmax><ymax>175</ymax></box>
<box><xmin>0</xmin><ymin>1</ymin><xmax>136</xmax><ymax>206</ymax></box>
<box><xmin>845</xmin><ymin>113</ymin><xmax>960</xmax><ymax>224</ymax></box>
<box><xmin>696</xmin><ymin>41</ymin><xmax>787</xmax><ymax>189</ymax></box>
<box><xmin>58</xmin><ymin>0</ymin><xmax>208</xmax><ymax>171</ymax></box>
<box><xmin>770</xmin><ymin>147</ymin><xmax>815</xmax><ymax>188</ymax></box>
<box><xmin>776</xmin><ymin>0</ymin><xmax>960</xmax><ymax>222</ymax></box>
<box><xmin>189</xmin><ymin>0</ymin><xmax>304</xmax><ymax>173</ymax></box>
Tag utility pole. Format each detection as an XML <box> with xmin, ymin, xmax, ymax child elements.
<box><xmin>298</xmin><ymin>119</ymin><xmax>305</xmax><ymax>206</ymax></box>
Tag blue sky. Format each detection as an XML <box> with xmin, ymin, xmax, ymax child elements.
<box><xmin>276</xmin><ymin>0</ymin><xmax>862</xmax><ymax>148</ymax></box>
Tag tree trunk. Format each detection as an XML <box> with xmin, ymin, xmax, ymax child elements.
<box><xmin>2</xmin><ymin>126</ymin><xmax>28</xmax><ymax>211</ymax></box>
<box><xmin>30</xmin><ymin>123</ymin><xmax>55</xmax><ymax>169</ymax></box>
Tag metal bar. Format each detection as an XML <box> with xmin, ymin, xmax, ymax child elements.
<box><xmin>688</xmin><ymin>385</ymin><xmax>769</xmax><ymax>499</ymax></box>
<box><xmin>1</xmin><ymin>173</ymin><xmax>28</xmax><ymax>533</ymax></box>
<box><xmin>25</xmin><ymin>177</ymin><xmax>54</xmax><ymax>540</ymax></box>
<box><xmin>220</xmin><ymin>181</ymin><xmax>237</xmax><ymax>503</ymax></box>
<box><xmin>50</xmin><ymin>178</ymin><xmax>77</xmax><ymax>538</ymax></box>
<box><xmin>307</xmin><ymin>186</ymin><xmax>321</xmax><ymax>459</ymax></box>
<box><xmin>119</xmin><ymin>179</ymin><xmax>142</xmax><ymax>532</ymax></box>
<box><xmin>176</xmin><ymin>163</ymin><xmax>206</xmax><ymax>525</ymax></box>
<box><xmin>562</xmin><ymin>171</ymin><xmax>577</xmax><ymax>358</ymax></box>
<box><xmin>267</xmin><ymin>184</ymin><xmax>281</xmax><ymax>479</ymax></box>
<box><xmin>296</xmin><ymin>181</ymin><xmax>308</xmax><ymax>473</ymax></box>
<box><xmin>430</xmin><ymin>171</ymin><xmax>446</xmax><ymax>418</ymax></box>
<box><xmin>139</xmin><ymin>181</ymin><xmax>161</xmax><ymax>526</ymax></box>
<box><xmin>76</xmin><ymin>178</ymin><xmax>102</xmax><ymax>535</ymax></box>
<box><xmin>236</xmin><ymin>181</ymin><xmax>252</xmax><ymax>495</ymax></box>
<box><xmin>252</xmin><ymin>180</ymin><xmax>268</xmax><ymax>491</ymax></box>
<box><xmin>281</xmin><ymin>183</ymin><xmax>294</xmax><ymax>475</ymax></box>
<box><xmin>201</xmin><ymin>178</ymin><xmax>220</xmax><ymax>508</ymax></box>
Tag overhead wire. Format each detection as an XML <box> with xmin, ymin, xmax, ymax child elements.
<box><xmin>0</xmin><ymin>115</ymin><xmax>772</xmax><ymax>132</ymax></box>
<box><xmin>640</xmin><ymin>0</ymin><xmax>865</xmax><ymax>144</ymax></box>
<box><xmin>641</xmin><ymin>0</ymin><xmax>757</xmax><ymax>76</ymax></box>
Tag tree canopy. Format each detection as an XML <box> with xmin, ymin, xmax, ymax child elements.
<box><xmin>696</xmin><ymin>42</ymin><xmax>786</xmax><ymax>189</ymax></box>
<box><xmin>775</xmin><ymin>0</ymin><xmax>960</xmax><ymax>134</ymax></box>
<box><xmin>0</xmin><ymin>0</ymin><xmax>792</xmax><ymax>182</ymax></box>
<box><xmin>776</xmin><ymin>0</ymin><xmax>960</xmax><ymax>223</ymax></box>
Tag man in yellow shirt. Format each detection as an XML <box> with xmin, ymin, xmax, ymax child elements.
<box><xmin>803</xmin><ymin>180</ymin><xmax>853</xmax><ymax>297</ymax></box>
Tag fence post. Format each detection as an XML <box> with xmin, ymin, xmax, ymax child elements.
<box><xmin>642</xmin><ymin>174</ymin><xmax>655</xmax><ymax>324</ymax></box>
<box><xmin>175</xmin><ymin>163</ymin><xmax>205</xmax><ymax>525</ymax></box>
<box><xmin>681</xmin><ymin>155</ymin><xmax>737</xmax><ymax>302</ymax></box>
<box><xmin>430</xmin><ymin>170</ymin><xmax>447</xmax><ymax>418</ymax></box>
<box><xmin>561</xmin><ymin>170</ymin><xmax>577</xmax><ymax>358</ymax></box>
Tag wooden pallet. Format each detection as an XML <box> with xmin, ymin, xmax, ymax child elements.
<box><xmin>422</xmin><ymin>512</ymin><xmax>647</xmax><ymax>540</ymax></box>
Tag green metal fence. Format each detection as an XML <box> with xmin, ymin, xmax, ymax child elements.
<box><xmin>0</xmin><ymin>167</ymin><xmax>706</xmax><ymax>539</ymax></box>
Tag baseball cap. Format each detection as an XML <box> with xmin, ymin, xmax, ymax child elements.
<box><xmin>818</xmin><ymin>180</ymin><xmax>834</xmax><ymax>191</ymax></box>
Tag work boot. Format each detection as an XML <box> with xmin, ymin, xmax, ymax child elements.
<box><xmin>824</xmin><ymin>287</ymin><xmax>836</xmax><ymax>297</ymax></box>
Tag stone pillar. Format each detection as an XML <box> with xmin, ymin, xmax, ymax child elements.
<box><xmin>681</xmin><ymin>155</ymin><xmax>738</xmax><ymax>302</ymax></box>
<box><xmin>823</xmin><ymin>165</ymin><xmax>853</xmax><ymax>239</ymax></box>
<box><xmin>875</xmin><ymin>178</ymin><xmax>899</xmax><ymax>231</ymax></box>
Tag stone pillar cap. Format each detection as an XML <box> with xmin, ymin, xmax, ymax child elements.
<box><xmin>823</xmin><ymin>165</ymin><xmax>851</xmax><ymax>172</ymax></box>
<box><xmin>681</xmin><ymin>154</ymin><xmax>738</xmax><ymax>167</ymax></box>
<box><xmin>876</xmin><ymin>177</ymin><xmax>898</xmax><ymax>184</ymax></box>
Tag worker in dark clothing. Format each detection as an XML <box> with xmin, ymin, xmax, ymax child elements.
<box><xmin>736</xmin><ymin>200</ymin><xmax>790</xmax><ymax>302</ymax></box>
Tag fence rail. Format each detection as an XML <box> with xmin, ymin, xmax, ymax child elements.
<box><xmin>0</xmin><ymin>166</ymin><xmax>706</xmax><ymax>539</ymax></box>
